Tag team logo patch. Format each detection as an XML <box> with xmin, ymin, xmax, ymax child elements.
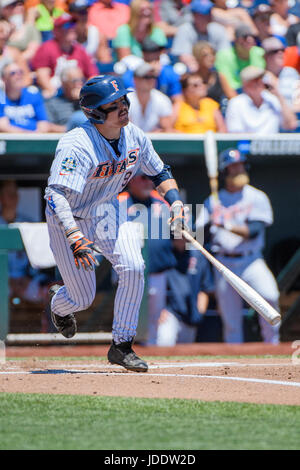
<box><xmin>60</xmin><ymin>156</ymin><xmax>77</xmax><ymax>175</ymax></box>
<box><xmin>111</xmin><ymin>80</ymin><xmax>119</xmax><ymax>92</ymax></box>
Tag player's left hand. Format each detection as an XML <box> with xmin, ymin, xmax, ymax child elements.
<box><xmin>168</xmin><ymin>201</ymin><xmax>189</xmax><ymax>236</ymax></box>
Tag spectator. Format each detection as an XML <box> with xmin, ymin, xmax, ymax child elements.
<box><xmin>0</xmin><ymin>180</ymin><xmax>50</xmax><ymax>304</ymax></box>
<box><xmin>211</xmin><ymin>0</ymin><xmax>258</xmax><ymax>41</ymax></box>
<box><xmin>0</xmin><ymin>60</ymin><xmax>50</xmax><ymax>132</ymax></box>
<box><xmin>27</xmin><ymin>0</ymin><xmax>65</xmax><ymax>42</ymax></box>
<box><xmin>173</xmin><ymin>72</ymin><xmax>227</xmax><ymax>133</ymax></box>
<box><xmin>252</xmin><ymin>3</ymin><xmax>273</xmax><ymax>44</ymax></box>
<box><xmin>157</xmin><ymin>0</ymin><xmax>193</xmax><ymax>38</ymax></box>
<box><xmin>45</xmin><ymin>64</ymin><xmax>86</xmax><ymax>131</ymax></box>
<box><xmin>171</xmin><ymin>0</ymin><xmax>231</xmax><ymax>73</ymax></box>
<box><xmin>87</xmin><ymin>0</ymin><xmax>130</xmax><ymax>41</ymax></box>
<box><xmin>119</xmin><ymin>173</ymin><xmax>178</xmax><ymax>345</ymax></box>
<box><xmin>284</xmin><ymin>30</ymin><xmax>300</xmax><ymax>73</ymax></box>
<box><xmin>192</xmin><ymin>40</ymin><xmax>237</xmax><ymax>111</ymax></box>
<box><xmin>285</xmin><ymin>14</ymin><xmax>300</xmax><ymax>46</ymax></box>
<box><xmin>121</xmin><ymin>37</ymin><xmax>182</xmax><ymax>104</ymax></box>
<box><xmin>200</xmin><ymin>148</ymin><xmax>280</xmax><ymax>343</ymax></box>
<box><xmin>128</xmin><ymin>62</ymin><xmax>174</xmax><ymax>132</ymax></box>
<box><xmin>263</xmin><ymin>35</ymin><xmax>285</xmax><ymax>78</ymax></box>
<box><xmin>69</xmin><ymin>0</ymin><xmax>112</xmax><ymax>63</ymax></box>
<box><xmin>269</xmin><ymin>0</ymin><xmax>298</xmax><ymax>39</ymax></box>
<box><xmin>113</xmin><ymin>0</ymin><xmax>168</xmax><ymax>61</ymax></box>
<box><xmin>215</xmin><ymin>23</ymin><xmax>266</xmax><ymax>91</ymax></box>
<box><xmin>0</xmin><ymin>0</ymin><xmax>41</xmax><ymax>62</ymax></box>
<box><xmin>0</xmin><ymin>18</ymin><xmax>32</xmax><ymax>85</ymax></box>
<box><xmin>31</xmin><ymin>13</ymin><xmax>99</xmax><ymax>98</ymax></box>
<box><xmin>225</xmin><ymin>65</ymin><xmax>297</xmax><ymax>133</ymax></box>
<box><xmin>157</xmin><ymin>240</ymin><xmax>214</xmax><ymax>346</ymax></box>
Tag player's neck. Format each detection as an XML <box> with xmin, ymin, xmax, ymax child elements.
<box><xmin>94</xmin><ymin>123</ymin><xmax>121</xmax><ymax>140</ymax></box>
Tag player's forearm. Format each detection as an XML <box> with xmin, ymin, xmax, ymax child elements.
<box><xmin>156</xmin><ymin>178</ymin><xmax>179</xmax><ymax>200</ymax></box>
<box><xmin>45</xmin><ymin>185</ymin><xmax>77</xmax><ymax>232</ymax></box>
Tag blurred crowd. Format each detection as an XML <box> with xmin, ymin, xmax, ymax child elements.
<box><xmin>0</xmin><ymin>0</ymin><xmax>299</xmax><ymax>134</ymax></box>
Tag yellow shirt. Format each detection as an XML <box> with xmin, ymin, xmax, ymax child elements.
<box><xmin>174</xmin><ymin>98</ymin><xmax>219</xmax><ymax>134</ymax></box>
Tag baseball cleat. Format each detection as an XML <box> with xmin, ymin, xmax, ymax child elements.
<box><xmin>48</xmin><ymin>284</ymin><xmax>77</xmax><ymax>339</ymax></box>
<box><xmin>108</xmin><ymin>340</ymin><xmax>148</xmax><ymax>372</ymax></box>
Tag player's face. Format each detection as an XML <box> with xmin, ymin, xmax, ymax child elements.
<box><xmin>101</xmin><ymin>96</ymin><xmax>129</xmax><ymax>127</ymax></box>
<box><xmin>225</xmin><ymin>162</ymin><xmax>249</xmax><ymax>191</ymax></box>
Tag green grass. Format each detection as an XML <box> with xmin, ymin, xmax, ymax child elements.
<box><xmin>0</xmin><ymin>393</ymin><xmax>299</xmax><ymax>450</ymax></box>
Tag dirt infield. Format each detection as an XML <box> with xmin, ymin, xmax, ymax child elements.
<box><xmin>1</xmin><ymin>342</ymin><xmax>300</xmax><ymax>406</ymax></box>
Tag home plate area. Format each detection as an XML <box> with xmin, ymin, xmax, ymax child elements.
<box><xmin>1</xmin><ymin>358</ymin><xmax>300</xmax><ymax>406</ymax></box>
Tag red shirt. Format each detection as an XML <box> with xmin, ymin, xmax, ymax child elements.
<box><xmin>31</xmin><ymin>39</ymin><xmax>99</xmax><ymax>78</ymax></box>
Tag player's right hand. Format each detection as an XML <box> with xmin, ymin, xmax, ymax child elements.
<box><xmin>66</xmin><ymin>228</ymin><xmax>101</xmax><ymax>271</ymax></box>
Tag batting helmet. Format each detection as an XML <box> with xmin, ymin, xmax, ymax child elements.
<box><xmin>79</xmin><ymin>75</ymin><xmax>132</xmax><ymax>124</ymax></box>
<box><xmin>218</xmin><ymin>148</ymin><xmax>247</xmax><ymax>172</ymax></box>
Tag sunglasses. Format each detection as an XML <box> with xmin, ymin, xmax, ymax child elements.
<box><xmin>141</xmin><ymin>75</ymin><xmax>156</xmax><ymax>80</ymax></box>
<box><xmin>8</xmin><ymin>69</ymin><xmax>23</xmax><ymax>77</ymax></box>
<box><xmin>6</xmin><ymin>0</ymin><xmax>23</xmax><ymax>7</ymax></box>
<box><xmin>268</xmin><ymin>48</ymin><xmax>284</xmax><ymax>54</ymax></box>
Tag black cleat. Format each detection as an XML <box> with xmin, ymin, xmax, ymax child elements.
<box><xmin>108</xmin><ymin>340</ymin><xmax>148</xmax><ymax>372</ymax></box>
<box><xmin>48</xmin><ymin>284</ymin><xmax>77</xmax><ymax>339</ymax></box>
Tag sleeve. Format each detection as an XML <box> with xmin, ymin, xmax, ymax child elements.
<box><xmin>112</xmin><ymin>24</ymin><xmax>131</xmax><ymax>49</ymax></box>
<box><xmin>31</xmin><ymin>43</ymin><xmax>50</xmax><ymax>70</ymax></box>
<box><xmin>167</xmin><ymin>70</ymin><xmax>182</xmax><ymax>97</ymax></box>
<box><xmin>159</xmin><ymin>94</ymin><xmax>173</xmax><ymax>117</ymax></box>
<box><xmin>215</xmin><ymin>50</ymin><xmax>238</xmax><ymax>90</ymax></box>
<box><xmin>81</xmin><ymin>49</ymin><xmax>99</xmax><ymax>78</ymax></box>
<box><xmin>225</xmin><ymin>98</ymin><xmax>245</xmax><ymax>132</ymax></box>
<box><xmin>48</xmin><ymin>136</ymin><xmax>92</xmax><ymax>193</ymax></box>
<box><xmin>139</xmin><ymin>132</ymin><xmax>164</xmax><ymax>176</ymax></box>
<box><xmin>45</xmin><ymin>185</ymin><xmax>77</xmax><ymax>232</ymax></box>
<box><xmin>247</xmin><ymin>191</ymin><xmax>273</xmax><ymax>226</ymax></box>
<box><xmin>151</xmin><ymin>27</ymin><xmax>167</xmax><ymax>47</ymax></box>
<box><xmin>171</xmin><ymin>24</ymin><xmax>193</xmax><ymax>56</ymax></box>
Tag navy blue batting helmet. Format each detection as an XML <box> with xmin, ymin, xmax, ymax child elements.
<box><xmin>219</xmin><ymin>148</ymin><xmax>247</xmax><ymax>172</ymax></box>
<box><xmin>79</xmin><ymin>75</ymin><xmax>132</xmax><ymax>124</ymax></box>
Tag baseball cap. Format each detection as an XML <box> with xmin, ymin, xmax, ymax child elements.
<box><xmin>141</xmin><ymin>37</ymin><xmax>164</xmax><ymax>53</ymax></box>
<box><xmin>252</xmin><ymin>4</ymin><xmax>272</xmax><ymax>18</ymax></box>
<box><xmin>0</xmin><ymin>0</ymin><xmax>23</xmax><ymax>6</ymax></box>
<box><xmin>190</xmin><ymin>0</ymin><xmax>213</xmax><ymax>15</ymax></box>
<box><xmin>235</xmin><ymin>23</ymin><xmax>255</xmax><ymax>39</ymax></box>
<box><xmin>54</xmin><ymin>13</ymin><xmax>76</xmax><ymax>29</ymax></box>
<box><xmin>69</xmin><ymin>0</ymin><xmax>92</xmax><ymax>13</ymax></box>
<box><xmin>240</xmin><ymin>65</ymin><xmax>265</xmax><ymax>83</ymax></box>
<box><xmin>261</xmin><ymin>36</ymin><xmax>285</xmax><ymax>53</ymax></box>
<box><xmin>134</xmin><ymin>62</ymin><xmax>156</xmax><ymax>78</ymax></box>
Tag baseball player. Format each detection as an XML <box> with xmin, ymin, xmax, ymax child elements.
<box><xmin>200</xmin><ymin>148</ymin><xmax>280</xmax><ymax>343</ymax></box>
<box><xmin>44</xmin><ymin>74</ymin><xmax>186</xmax><ymax>372</ymax></box>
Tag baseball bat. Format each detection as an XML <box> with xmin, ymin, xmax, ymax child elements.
<box><xmin>204</xmin><ymin>131</ymin><xmax>219</xmax><ymax>203</ymax></box>
<box><xmin>182</xmin><ymin>229</ymin><xmax>281</xmax><ymax>326</ymax></box>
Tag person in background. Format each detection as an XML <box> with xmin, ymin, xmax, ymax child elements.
<box><xmin>215</xmin><ymin>23</ymin><xmax>266</xmax><ymax>91</ymax></box>
<box><xmin>128</xmin><ymin>61</ymin><xmax>174</xmax><ymax>132</ymax></box>
<box><xmin>225</xmin><ymin>65</ymin><xmax>297</xmax><ymax>133</ymax></box>
<box><xmin>157</xmin><ymin>239</ymin><xmax>214</xmax><ymax>346</ymax></box>
<box><xmin>119</xmin><ymin>172</ymin><xmax>178</xmax><ymax>345</ymax></box>
<box><xmin>87</xmin><ymin>0</ymin><xmax>130</xmax><ymax>41</ymax></box>
<box><xmin>26</xmin><ymin>0</ymin><xmax>64</xmax><ymax>42</ymax></box>
<box><xmin>211</xmin><ymin>0</ymin><xmax>258</xmax><ymax>41</ymax></box>
<box><xmin>171</xmin><ymin>0</ymin><xmax>231</xmax><ymax>73</ymax></box>
<box><xmin>173</xmin><ymin>72</ymin><xmax>227</xmax><ymax>133</ymax></box>
<box><xmin>269</xmin><ymin>0</ymin><xmax>298</xmax><ymax>39</ymax></box>
<box><xmin>121</xmin><ymin>37</ymin><xmax>182</xmax><ymax>105</ymax></box>
<box><xmin>45</xmin><ymin>64</ymin><xmax>86</xmax><ymax>131</ymax></box>
<box><xmin>31</xmin><ymin>13</ymin><xmax>99</xmax><ymax>98</ymax></box>
<box><xmin>113</xmin><ymin>0</ymin><xmax>167</xmax><ymax>61</ymax></box>
<box><xmin>252</xmin><ymin>3</ymin><xmax>273</xmax><ymax>45</ymax></box>
<box><xmin>0</xmin><ymin>180</ymin><xmax>50</xmax><ymax>304</ymax></box>
<box><xmin>0</xmin><ymin>59</ymin><xmax>50</xmax><ymax>132</ymax></box>
<box><xmin>192</xmin><ymin>40</ymin><xmax>237</xmax><ymax>114</ymax></box>
<box><xmin>285</xmin><ymin>13</ymin><xmax>300</xmax><ymax>46</ymax></box>
<box><xmin>0</xmin><ymin>0</ymin><xmax>41</xmax><ymax>62</ymax></box>
<box><xmin>156</xmin><ymin>0</ymin><xmax>193</xmax><ymax>39</ymax></box>
<box><xmin>0</xmin><ymin>18</ymin><xmax>32</xmax><ymax>85</ymax></box>
<box><xmin>199</xmin><ymin>148</ymin><xmax>280</xmax><ymax>343</ymax></box>
<box><xmin>283</xmin><ymin>30</ymin><xmax>300</xmax><ymax>74</ymax></box>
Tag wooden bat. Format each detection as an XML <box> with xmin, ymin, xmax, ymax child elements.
<box><xmin>182</xmin><ymin>229</ymin><xmax>281</xmax><ymax>326</ymax></box>
<box><xmin>204</xmin><ymin>131</ymin><xmax>219</xmax><ymax>203</ymax></box>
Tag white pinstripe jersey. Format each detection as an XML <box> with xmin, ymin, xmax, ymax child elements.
<box><xmin>46</xmin><ymin>121</ymin><xmax>164</xmax><ymax>219</ymax></box>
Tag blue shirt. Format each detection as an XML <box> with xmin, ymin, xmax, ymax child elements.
<box><xmin>166</xmin><ymin>250</ymin><xmax>214</xmax><ymax>325</ymax></box>
<box><xmin>122</xmin><ymin>64</ymin><xmax>182</xmax><ymax>98</ymax></box>
<box><xmin>0</xmin><ymin>87</ymin><xmax>48</xmax><ymax>131</ymax></box>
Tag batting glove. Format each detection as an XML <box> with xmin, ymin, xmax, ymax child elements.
<box><xmin>66</xmin><ymin>228</ymin><xmax>101</xmax><ymax>271</ymax></box>
<box><xmin>168</xmin><ymin>201</ymin><xmax>189</xmax><ymax>236</ymax></box>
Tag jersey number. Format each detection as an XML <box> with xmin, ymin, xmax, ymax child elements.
<box><xmin>122</xmin><ymin>171</ymin><xmax>133</xmax><ymax>188</ymax></box>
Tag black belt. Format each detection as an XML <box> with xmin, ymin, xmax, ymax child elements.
<box><xmin>216</xmin><ymin>252</ymin><xmax>254</xmax><ymax>258</ymax></box>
